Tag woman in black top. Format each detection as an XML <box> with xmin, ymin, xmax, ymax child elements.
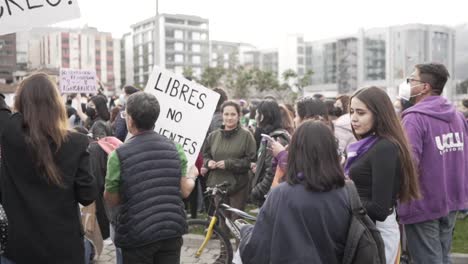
<box><xmin>0</xmin><ymin>73</ymin><xmax>97</xmax><ymax>264</ymax></box>
<box><xmin>346</xmin><ymin>87</ymin><xmax>420</xmax><ymax>264</ymax></box>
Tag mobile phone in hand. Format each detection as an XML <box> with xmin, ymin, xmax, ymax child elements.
<box><xmin>261</xmin><ymin>134</ymin><xmax>274</xmax><ymax>142</ymax></box>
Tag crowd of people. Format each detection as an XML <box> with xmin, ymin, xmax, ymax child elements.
<box><xmin>0</xmin><ymin>62</ymin><xmax>466</xmax><ymax>264</ymax></box>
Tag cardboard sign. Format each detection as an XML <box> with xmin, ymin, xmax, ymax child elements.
<box><xmin>144</xmin><ymin>66</ymin><xmax>220</xmax><ymax>166</ymax></box>
<box><xmin>59</xmin><ymin>68</ymin><xmax>97</xmax><ymax>94</ymax></box>
<box><xmin>0</xmin><ymin>0</ymin><xmax>81</xmax><ymax>36</ymax></box>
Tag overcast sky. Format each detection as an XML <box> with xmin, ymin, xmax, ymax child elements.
<box><xmin>56</xmin><ymin>0</ymin><xmax>468</xmax><ymax>49</ymax></box>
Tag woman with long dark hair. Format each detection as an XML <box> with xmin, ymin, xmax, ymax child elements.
<box><xmin>250</xmin><ymin>99</ymin><xmax>290</xmax><ymax>206</ymax></box>
<box><xmin>75</xmin><ymin>94</ymin><xmax>110</xmax><ymax>130</ymax></box>
<box><xmin>270</xmin><ymin>97</ymin><xmax>332</xmax><ymax>187</ymax></box>
<box><xmin>0</xmin><ymin>73</ymin><xmax>97</xmax><ymax>264</ymax></box>
<box><xmin>346</xmin><ymin>86</ymin><xmax>420</xmax><ymax>264</ymax></box>
<box><xmin>241</xmin><ymin>121</ymin><xmax>351</xmax><ymax>263</ymax></box>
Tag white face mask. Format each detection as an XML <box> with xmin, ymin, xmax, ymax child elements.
<box><xmin>398</xmin><ymin>82</ymin><xmax>424</xmax><ymax>101</ymax></box>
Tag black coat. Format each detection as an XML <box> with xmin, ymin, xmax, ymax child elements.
<box><xmin>241</xmin><ymin>183</ymin><xmax>351</xmax><ymax>264</ymax></box>
<box><xmin>0</xmin><ymin>103</ymin><xmax>97</xmax><ymax>264</ymax></box>
<box><xmin>88</xmin><ymin>142</ymin><xmax>110</xmax><ymax>239</ymax></box>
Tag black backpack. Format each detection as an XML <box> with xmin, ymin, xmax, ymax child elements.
<box><xmin>342</xmin><ymin>181</ymin><xmax>386</xmax><ymax>264</ymax></box>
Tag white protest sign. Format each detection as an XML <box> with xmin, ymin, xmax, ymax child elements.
<box><xmin>59</xmin><ymin>68</ymin><xmax>97</xmax><ymax>94</ymax></box>
<box><xmin>144</xmin><ymin>66</ymin><xmax>220</xmax><ymax>166</ymax></box>
<box><xmin>0</xmin><ymin>0</ymin><xmax>81</xmax><ymax>36</ymax></box>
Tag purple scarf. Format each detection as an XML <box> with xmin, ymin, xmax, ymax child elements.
<box><xmin>344</xmin><ymin>135</ymin><xmax>379</xmax><ymax>177</ymax></box>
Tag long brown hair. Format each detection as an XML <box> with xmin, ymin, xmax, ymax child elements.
<box><xmin>14</xmin><ymin>73</ymin><xmax>69</xmax><ymax>186</ymax></box>
<box><xmin>279</xmin><ymin>104</ymin><xmax>295</xmax><ymax>135</ymax></box>
<box><xmin>350</xmin><ymin>87</ymin><xmax>420</xmax><ymax>202</ymax></box>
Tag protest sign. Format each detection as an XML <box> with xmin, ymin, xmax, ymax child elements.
<box><xmin>144</xmin><ymin>66</ymin><xmax>220</xmax><ymax>166</ymax></box>
<box><xmin>59</xmin><ymin>68</ymin><xmax>97</xmax><ymax>94</ymax></box>
<box><xmin>0</xmin><ymin>0</ymin><xmax>81</xmax><ymax>36</ymax></box>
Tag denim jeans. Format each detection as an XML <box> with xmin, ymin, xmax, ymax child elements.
<box><xmin>110</xmin><ymin>224</ymin><xmax>123</xmax><ymax>264</ymax></box>
<box><xmin>405</xmin><ymin>211</ymin><xmax>457</xmax><ymax>264</ymax></box>
<box><xmin>0</xmin><ymin>256</ymin><xmax>15</xmax><ymax>264</ymax></box>
<box><xmin>84</xmin><ymin>238</ymin><xmax>94</xmax><ymax>264</ymax></box>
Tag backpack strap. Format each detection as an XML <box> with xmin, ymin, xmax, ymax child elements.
<box><xmin>345</xmin><ymin>180</ymin><xmax>365</xmax><ymax>214</ymax></box>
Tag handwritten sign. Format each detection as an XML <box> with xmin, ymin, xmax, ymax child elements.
<box><xmin>0</xmin><ymin>0</ymin><xmax>81</xmax><ymax>36</ymax></box>
<box><xmin>59</xmin><ymin>68</ymin><xmax>97</xmax><ymax>94</ymax></box>
<box><xmin>144</xmin><ymin>66</ymin><xmax>220</xmax><ymax>166</ymax></box>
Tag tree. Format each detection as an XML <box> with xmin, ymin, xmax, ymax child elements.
<box><xmin>252</xmin><ymin>69</ymin><xmax>280</xmax><ymax>92</ymax></box>
<box><xmin>225</xmin><ymin>66</ymin><xmax>255</xmax><ymax>98</ymax></box>
<box><xmin>200</xmin><ymin>67</ymin><xmax>225</xmax><ymax>88</ymax></box>
<box><xmin>182</xmin><ymin>67</ymin><xmax>196</xmax><ymax>82</ymax></box>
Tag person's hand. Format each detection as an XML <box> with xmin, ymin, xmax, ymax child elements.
<box><xmin>200</xmin><ymin>167</ymin><xmax>208</xmax><ymax>176</ymax></box>
<box><xmin>187</xmin><ymin>165</ymin><xmax>199</xmax><ymax>179</ymax></box>
<box><xmin>215</xmin><ymin>161</ymin><xmax>225</xmax><ymax>170</ymax></box>
<box><xmin>207</xmin><ymin>160</ymin><xmax>217</xmax><ymax>170</ymax></box>
<box><xmin>250</xmin><ymin>163</ymin><xmax>257</xmax><ymax>174</ymax></box>
<box><xmin>269</xmin><ymin>140</ymin><xmax>286</xmax><ymax>157</ymax></box>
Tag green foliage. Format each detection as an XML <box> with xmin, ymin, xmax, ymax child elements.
<box><xmin>226</xmin><ymin>66</ymin><xmax>255</xmax><ymax>98</ymax></box>
<box><xmin>200</xmin><ymin>67</ymin><xmax>225</xmax><ymax>88</ymax></box>
<box><xmin>453</xmin><ymin>218</ymin><xmax>468</xmax><ymax>253</ymax></box>
<box><xmin>182</xmin><ymin>67</ymin><xmax>197</xmax><ymax>82</ymax></box>
<box><xmin>252</xmin><ymin>69</ymin><xmax>279</xmax><ymax>92</ymax></box>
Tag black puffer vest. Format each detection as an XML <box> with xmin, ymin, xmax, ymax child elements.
<box><xmin>114</xmin><ymin>131</ymin><xmax>187</xmax><ymax>248</ymax></box>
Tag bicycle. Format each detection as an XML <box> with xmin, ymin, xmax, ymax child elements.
<box><xmin>182</xmin><ymin>182</ymin><xmax>257</xmax><ymax>264</ymax></box>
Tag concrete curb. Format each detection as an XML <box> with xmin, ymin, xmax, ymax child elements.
<box><xmin>451</xmin><ymin>253</ymin><xmax>468</xmax><ymax>264</ymax></box>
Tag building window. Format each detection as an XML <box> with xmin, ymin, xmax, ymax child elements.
<box><xmin>192</xmin><ymin>55</ymin><xmax>201</xmax><ymax>64</ymax></box>
<box><xmin>148</xmin><ymin>43</ymin><xmax>153</xmax><ymax>53</ymax></box>
<box><xmin>191</xmin><ymin>32</ymin><xmax>200</xmax><ymax>41</ymax></box>
<box><xmin>191</xmin><ymin>44</ymin><xmax>201</xmax><ymax>52</ymax></box>
<box><xmin>134</xmin><ymin>34</ymin><xmax>142</xmax><ymax>45</ymax></box>
<box><xmin>175</xmin><ymin>54</ymin><xmax>184</xmax><ymax>63</ymax></box>
<box><xmin>175</xmin><ymin>42</ymin><xmax>184</xmax><ymax>51</ymax></box>
<box><xmin>143</xmin><ymin>31</ymin><xmax>152</xmax><ymax>42</ymax></box>
<box><xmin>165</xmin><ymin>30</ymin><xmax>174</xmax><ymax>38</ymax></box>
<box><xmin>212</xmin><ymin>53</ymin><xmax>218</xmax><ymax>59</ymax></box>
<box><xmin>175</xmin><ymin>30</ymin><xmax>183</xmax><ymax>39</ymax></box>
<box><xmin>138</xmin><ymin>56</ymin><xmax>143</xmax><ymax>66</ymax></box>
<box><xmin>297</xmin><ymin>46</ymin><xmax>304</xmax><ymax>54</ymax></box>
<box><xmin>201</xmin><ymin>33</ymin><xmax>207</xmax><ymax>40</ymax></box>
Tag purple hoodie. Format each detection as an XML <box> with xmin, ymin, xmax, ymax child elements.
<box><xmin>397</xmin><ymin>96</ymin><xmax>468</xmax><ymax>224</ymax></box>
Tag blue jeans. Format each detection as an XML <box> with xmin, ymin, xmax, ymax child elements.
<box><xmin>405</xmin><ymin>211</ymin><xmax>457</xmax><ymax>264</ymax></box>
<box><xmin>0</xmin><ymin>256</ymin><xmax>15</xmax><ymax>264</ymax></box>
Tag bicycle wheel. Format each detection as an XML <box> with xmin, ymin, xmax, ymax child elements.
<box><xmin>182</xmin><ymin>219</ymin><xmax>233</xmax><ymax>264</ymax></box>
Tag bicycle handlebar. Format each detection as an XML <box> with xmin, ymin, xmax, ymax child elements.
<box><xmin>205</xmin><ymin>181</ymin><xmax>231</xmax><ymax>195</ymax></box>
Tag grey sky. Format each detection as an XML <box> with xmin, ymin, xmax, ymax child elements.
<box><xmin>57</xmin><ymin>0</ymin><xmax>467</xmax><ymax>49</ymax></box>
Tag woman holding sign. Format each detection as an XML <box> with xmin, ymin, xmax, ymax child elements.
<box><xmin>203</xmin><ymin>101</ymin><xmax>256</xmax><ymax>214</ymax></box>
<box><xmin>0</xmin><ymin>73</ymin><xmax>96</xmax><ymax>264</ymax></box>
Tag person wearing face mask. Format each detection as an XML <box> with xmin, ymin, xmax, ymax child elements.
<box><xmin>113</xmin><ymin>85</ymin><xmax>140</xmax><ymax>142</ymax></box>
<box><xmin>74</xmin><ymin>94</ymin><xmax>111</xmax><ymax>131</ymax></box>
<box><xmin>397</xmin><ymin>63</ymin><xmax>468</xmax><ymax>264</ymax></box>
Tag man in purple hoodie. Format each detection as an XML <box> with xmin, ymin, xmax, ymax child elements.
<box><xmin>397</xmin><ymin>63</ymin><xmax>468</xmax><ymax>264</ymax></box>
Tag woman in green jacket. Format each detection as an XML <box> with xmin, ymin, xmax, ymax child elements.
<box><xmin>203</xmin><ymin>100</ymin><xmax>257</xmax><ymax>212</ymax></box>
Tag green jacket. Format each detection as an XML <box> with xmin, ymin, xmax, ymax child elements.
<box><xmin>203</xmin><ymin>126</ymin><xmax>256</xmax><ymax>194</ymax></box>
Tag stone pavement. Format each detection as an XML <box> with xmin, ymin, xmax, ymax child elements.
<box><xmin>93</xmin><ymin>237</ymin><xmax>224</xmax><ymax>264</ymax></box>
<box><xmin>92</xmin><ymin>238</ymin><xmax>468</xmax><ymax>264</ymax></box>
